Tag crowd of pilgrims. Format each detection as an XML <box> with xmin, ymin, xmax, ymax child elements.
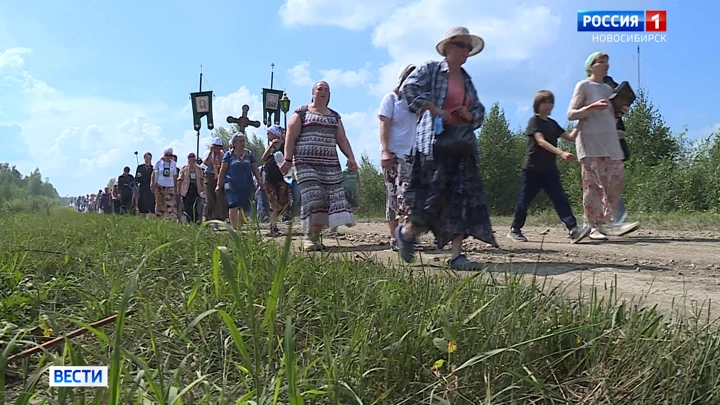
<box><xmin>75</xmin><ymin>26</ymin><xmax>641</xmax><ymax>270</ymax></box>
<box><xmin>74</xmin><ymin>125</ymin><xmax>362</xmax><ymax>236</ymax></box>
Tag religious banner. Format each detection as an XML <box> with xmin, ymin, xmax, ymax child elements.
<box><xmin>262</xmin><ymin>88</ymin><xmax>285</xmax><ymax>127</ymax></box>
<box><xmin>190</xmin><ymin>90</ymin><xmax>215</xmax><ymax>130</ymax></box>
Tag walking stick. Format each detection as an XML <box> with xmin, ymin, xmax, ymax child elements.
<box><xmin>5</xmin><ymin>310</ymin><xmax>135</xmax><ymax>364</ymax></box>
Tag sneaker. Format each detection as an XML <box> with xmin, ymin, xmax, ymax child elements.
<box><xmin>390</xmin><ymin>238</ymin><xmax>399</xmax><ymax>252</ymax></box>
<box><xmin>601</xmin><ymin>221</ymin><xmax>640</xmax><ymax>237</ymax></box>
<box><xmin>569</xmin><ymin>225</ymin><xmax>591</xmax><ymax>244</ymax></box>
<box><xmin>395</xmin><ymin>225</ymin><xmax>416</xmax><ymax>263</ymax></box>
<box><xmin>589</xmin><ymin>228</ymin><xmax>608</xmax><ymax>240</ymax></box>
<box><xmin>507</xmin><ymin>228</ymin><xmax>528</xmax><ymax>242</ymax></box>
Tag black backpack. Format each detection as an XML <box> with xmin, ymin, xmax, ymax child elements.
<box><xmin>265</xmin><ymin>154</ymin><xmax>284</xmax><ymax>185</ymax></box>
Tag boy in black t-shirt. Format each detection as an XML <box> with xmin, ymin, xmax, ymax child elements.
<box><xmin>508</xmin><ymin>90</ymin><xmax>590</xmax><ymax>244</ymax></box>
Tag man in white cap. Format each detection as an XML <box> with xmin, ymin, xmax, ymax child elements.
<box><xmin>151</xmin><ymin>147</ymin><xmax>179</xmax><ymax>220</ymax></box>
<box><xmin>203</xmin><ymin>137</ymin><xmax>228</xmax><ymax>222</ymax></box>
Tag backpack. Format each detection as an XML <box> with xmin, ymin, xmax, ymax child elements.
<box><xmin>264</xmin><ymin>152</ymin><xmax>284</xmax><ymax>185</ymax></box>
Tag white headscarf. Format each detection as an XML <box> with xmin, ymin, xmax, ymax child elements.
<box><xmin>267</xmin><ymin>125</ymin><xmax>285</xmax><ymax>142</ymax></box>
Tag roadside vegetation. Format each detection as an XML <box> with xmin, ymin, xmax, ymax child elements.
<box><xmin>2</xmin><ymin>210</ymin><xmax>719</xmax><ymax>404</ymax></box>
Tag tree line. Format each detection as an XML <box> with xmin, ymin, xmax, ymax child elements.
<box><xmin>355</xmin><ymin>89</ymin><xmax>720</xmax><ymax>217</ymax></box>
<box><xmin>0</xmin><ymin>164</ymin><xmax>62</xmax><ymax>213</ymax></box>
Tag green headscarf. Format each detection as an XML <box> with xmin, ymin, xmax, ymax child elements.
<box><xmin>584</xmin><ymin>51</ymin><xmax>604</xmax><ymax>77</ymax></box>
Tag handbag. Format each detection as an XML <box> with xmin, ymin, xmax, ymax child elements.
<box><xmin>608</xmin><ymin>81</ymin><xmax>636</xmax><ymax>112</ymax></box>
<box><xmin>432</xmin><ymin>89</ymin><xmax>477</xmax><ymax>159</ymax></box>
<box><xmin>619</xmin><ymin>138</ymin><xmax>631</xmax><ymax>161</ymax></box>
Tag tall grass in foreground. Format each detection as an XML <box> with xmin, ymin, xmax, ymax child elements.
<box><xmin>1</xmin><ymin>210</ymin><xmax>720</xmax><ymax>404</ymax></box>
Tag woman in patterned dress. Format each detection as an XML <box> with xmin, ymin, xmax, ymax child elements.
<box><xmin>280</xmin><ymin>81</ymin><xmax>359</xmax><ymax>251</ymax></box>
<box><xmin>396</xmin><ymin>26</ymin><xmax>498</xmax><ymax>270</ymax></box>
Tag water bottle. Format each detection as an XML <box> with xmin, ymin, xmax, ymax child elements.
<box><xmin>433</xmin><ymin>115</ymin><xmax>444</xmax><ymax>135</ymax></box>
<box><xmin>276</xmin><ymin>152</ymin><xmax>295</xmax><ymax>185</ymax></box>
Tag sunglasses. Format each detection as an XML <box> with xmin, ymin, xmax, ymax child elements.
<box><xmin>450</xmin><ymin>41</ymin><xmax>473</xmax><ymax>52</ymax></box>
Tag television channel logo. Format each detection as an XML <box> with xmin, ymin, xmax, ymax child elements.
<box><xmin>49</xmin><ymin>366</ymin><xmax>109</xmax><ymax>387</ymax></box>
<box><xmin>578</xmin><ymin>10</ymin><xmax>667</xmax><ymax>43</ymax></box>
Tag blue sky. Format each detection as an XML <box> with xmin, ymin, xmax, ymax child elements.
<box><xmin>1</xmin><ymin>0</ymin><xmax>717</xmax><ymax>197</ymax></box>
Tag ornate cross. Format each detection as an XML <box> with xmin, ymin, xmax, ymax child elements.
<box><xmin>226</xmin><ymin>105</ymin><xmax>261</xmax><ymax>134</ymax></box>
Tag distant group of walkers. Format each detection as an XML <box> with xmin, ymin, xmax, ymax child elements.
<box><xmin>77</xmin><ymin>26</ymin><xmax>640</xmax><ymax>270</ymax></box>
<box><xmin>74</xmin><ymin>123</ymin><xmax>364</xmax><ymax>237</ymax></box>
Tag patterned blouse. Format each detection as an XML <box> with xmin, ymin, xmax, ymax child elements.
<box><xmin>399</xmin><ymin>59</ymin><xmax>486</xmax><ymax>157</ymax></box>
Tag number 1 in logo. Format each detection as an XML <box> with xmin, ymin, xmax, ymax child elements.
<box><xmin>645</xmin><ymin>10</ymin><xmax>667</xmax><ymax>32</ymax></box>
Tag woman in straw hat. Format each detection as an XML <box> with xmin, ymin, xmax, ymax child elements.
<box><xmin>566</xmin><ymin>51</ymin><xmax>639</xmax><ymax>238</ymax></box>
<box><xmin>396</xmin><ymin>26</ymin><xmax>498</xmax><ymax>270</ymax></box>
<box><xmin>378</xmin><ymin>64</ymin><xmax>417</xmax><ymax>251</ymax></box>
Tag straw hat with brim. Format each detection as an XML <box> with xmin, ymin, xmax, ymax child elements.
<box><xmin>436</xmin><ymin>26</ymin><xmax>485</xmax><ymax>57</ymax></box>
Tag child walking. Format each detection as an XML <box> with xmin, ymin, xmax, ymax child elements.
<box><xmin>508</xmin><ymin>90</ymin><xmax>590</xmax><ymax>244</ymax></box>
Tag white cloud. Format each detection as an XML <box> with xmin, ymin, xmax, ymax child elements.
<box><xmin>288</xmin><ymin>61</ymin><xmax>372</xmax><ymax>89</ymax></box>
<box><xmin>0</xmin><ymin>45</ymin><xmax>271</xmax><ymax>196</ymax></box>
<box><xmin>368</xmin><ymin>0</ymin><xmax>566</xmax><ymax>99</ymax></box>
<box><xmin>0</xmin><ymin>47</ymin><xmax>32</xmax><ymax>68</ymax></box>
<box><xmin>279</xmin><ymin>0</ymin><xmax>407</xmax><ymax>31</ymax></box>
<box><xmin>320</xmin><ymin>63</ymin><xmax>372</xmax><ymax>88</ymax></box>
<box><xmin>288</xmin><ymin>61</ymin><xmax>312</xmax><ymax>86</ymax></box>
<box><xmin>336</xmin><ymin>109</ymin><xmax>381</xmax><ymax>166</ymax></box>
<box><xmin>279</xmin><ymin>0</ymin><xmax>647</xmax><ymax>122</ymax></box>
<box><xmin>697</xmin><ymin>123</ymin><xmax>720</xmax><ymax>139</ymax></box>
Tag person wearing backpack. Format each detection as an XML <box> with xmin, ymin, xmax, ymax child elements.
<box><xmin>261</xmin><ymin>125</ymin><xmax>291</xmax><ymax>236</ymax></box>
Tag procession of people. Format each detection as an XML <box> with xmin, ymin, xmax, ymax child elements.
<box><xmin>75</xmin><ymin>25</ymin><xmax>640</xmax><ymax>268</ymax></box>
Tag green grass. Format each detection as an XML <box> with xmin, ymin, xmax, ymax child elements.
<box><xmin>2</xmin><ymin>209</ymin><xmax>720</xmax><ymax>404</ymax></box>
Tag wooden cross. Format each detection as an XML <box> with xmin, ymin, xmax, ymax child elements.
<box><xmin>226</xmin><ymin>105</ymin><xmax>261</xmax><ymax>134</ymax></box>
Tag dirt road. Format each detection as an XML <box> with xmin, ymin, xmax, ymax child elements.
<box><xmin>272</xmin><ymin>220</ymin><xmax>720</xmax><ymax>317</ymax></box>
